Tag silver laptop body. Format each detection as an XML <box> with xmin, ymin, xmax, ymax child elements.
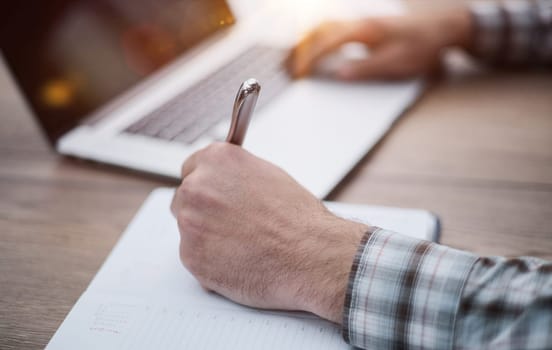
<box><xmin>1</xmin><ymin>0</ymin><xmax>421</xmax><ymax>198</ymax></box>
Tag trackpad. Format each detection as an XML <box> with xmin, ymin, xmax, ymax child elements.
<box><xmin>244</xmin><ymin>78</ymin><xmax>420</xmax><ymax>196</ymax></box>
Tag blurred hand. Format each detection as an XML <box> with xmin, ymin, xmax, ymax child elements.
<box><xmin>288</xmin><ymin>7</ymin><xmax>473</xmax><ymax>80</ymax></box>
<box><xmin>171</xmin><ymin>143</ymin><xmax>368</xmax><ymax>323</ymax></box>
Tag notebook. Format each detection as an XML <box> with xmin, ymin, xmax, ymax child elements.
<box><xmin>46</xmin><ymin>188</ymin><xmax>440</xmax><ymax>349</ymax></box>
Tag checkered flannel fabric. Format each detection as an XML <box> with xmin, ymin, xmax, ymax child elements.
<box><xmin>455</xmin><ymin>256</ymin><xmax>552</xmax><ymax>349</ymax></box>
<box><xmin>469</xmin><ymin>0</ymin><xmax>552</xmax><ymax>64</ymax></box>
<box><xmin>342</xmin><ymin>229</ymin><xmax>552</xmax><ymax>350</ymax></box>
<box><xmin>342</xmin><ymin>229</ymin><xmax>477</xmax><ymax>349</ymax></box>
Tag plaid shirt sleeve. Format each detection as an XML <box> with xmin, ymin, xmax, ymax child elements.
<box><xmin>469</xmin><ymin>0</ymin><xmax>552</xmax><ymax>65</ymax></box>
<box><xmin>342</xmin><ymin>228</ymin><xmax>552</xmax><ymax>350</ymax></box>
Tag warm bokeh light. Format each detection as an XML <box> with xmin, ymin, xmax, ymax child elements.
<box><xmin>40</xmin><ymin>79</ymin><xmax>75</xmax><ymax>108</ymax></box>
<box><xmin>121</xmin><ymin>24</ymin><xmax>178</xmax><ymax>76</ymax></box>
<box><xmin>275</xmin><ymin>0</ymin><xmax>329</xmax><ymax>25</ymax></box>
<box><xmin>275</xmin><ymin>0</ymin><xmax>328</xmax><ymax>14</ymax></box>
<box><xmin>267</xmin><ymin>0</ymin><xmax>345</xmax><ymax>40</ymax></box>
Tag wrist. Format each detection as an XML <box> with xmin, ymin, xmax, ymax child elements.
<box><xmin>439</xmin><ymin>7</ymin><xmax>475</xmax><ymax>50</ymax></box>
<box><xmin>297</xmin><ymin>217</ymin><xmax>369</xmax><ymax>324</ymax></box>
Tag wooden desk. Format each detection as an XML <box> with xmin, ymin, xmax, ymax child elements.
<box><xmin>1</xmin><ymin>59</ymin><xmax>551</xmax><ymax>348</ymax></box>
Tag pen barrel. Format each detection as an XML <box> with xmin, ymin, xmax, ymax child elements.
<box><xmin>226</xmin><ymin>79</ymin><xmax>261</xmax><ymax>146</ymax></box>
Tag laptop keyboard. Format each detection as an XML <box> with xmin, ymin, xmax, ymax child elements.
<box><xmin>124</xmin><ymin>45</ymin><xmax>290</xmax><ymax>144</ymax></box>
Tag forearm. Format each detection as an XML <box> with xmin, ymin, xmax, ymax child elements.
<box><xmin>341</xmin><ymin>229</ymin><xmax>552</xmax><ymax>350</ymax></box>
<box><xmin>293</xmin><ymin>217</ymin><xmax>370</xmax><ymax>324</ymax></box>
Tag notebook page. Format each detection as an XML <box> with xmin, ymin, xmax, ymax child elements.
<box><xmin>46</xmin><ymin>188</ymin><xmax>437</xmax><ymax>349</ymax></box>
<box><xmin>325</xmin><ymin>202</ymin><xmax>439</xmax><ymax>241</ymax></box>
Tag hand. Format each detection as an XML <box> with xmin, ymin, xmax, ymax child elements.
<box><xmin>171</xmin><ymin>143</ymin><xmax>368</xmax><ymax>323</ymax></box>
<box><xmin>287</xmin><ymin>7</ymin><xmax>474</xmax><ymax>80</ymax></box>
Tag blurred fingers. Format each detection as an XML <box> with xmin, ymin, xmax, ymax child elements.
<box><xmin>335</xmin><ymin>44</ymin><xmax>413</xmax><ymax>81</ymax></box>
<box><xmin>287</xmin><ymin>20</ymin><xmax>376</xmax><ymax>78</ymax></box>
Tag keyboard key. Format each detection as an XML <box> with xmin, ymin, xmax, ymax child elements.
<box><xmin>123</xmin><ymin>45</ymin><xmax>290</xmax><ymax>144</ymax></box>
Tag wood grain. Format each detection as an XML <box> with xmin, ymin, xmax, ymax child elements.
<box><xmin>1</xmin><ymin>56</ymin><xmax>552</xmax><ymax>349</ymax></box>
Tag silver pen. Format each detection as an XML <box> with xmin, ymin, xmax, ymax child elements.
<box><xmin>226</xmin><ymin>79</ymin><xmax>261</xmax><ymax>146</ymax></box>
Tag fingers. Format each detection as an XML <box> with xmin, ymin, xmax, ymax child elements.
<box><xmin>335</xmin><ymin>53</ymin><xmax>394</xmax><ymax>81</ymax></box>
<box><xmin>335</xmin><ymin>44</ymin><xmax>414</xmax><ymax>81</ymax></box>
<box><xmin>172</xmin><ymin>149</ymin><xmax>203</xmax><ymax>217</ymax></box>
<box><xmin>287</xmin><ymin>19</ymin><xmax>385</xmax><ymax>78</ymax></box>
<box><xmin>170</xmin><ymin>190</ymin><xmax>178</xmax><ymax>217</ymax></box>
<box><xmin>173</xmin><ymin>143</ymin><xmax>229</xmax><ymax>217</ymax></box>
<box><xmin>181</xmin><ymin>149</ymin><xmax>202</xmax><ymax>180</ymax></box>
<box><xmin>287</xmin><ymin>21</ymin><xmax>360</xmax><ymax>78</ymax></box>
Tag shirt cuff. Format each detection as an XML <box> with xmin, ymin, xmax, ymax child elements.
<box><xmin>469</xmin><ymin>0</ymin><xmax>549</xmax><ymax>65</ymax></box>
<box><xmin>342</xmin><ymin>229</ymin><xmax>477</xmax><ymax>350</ymax></box>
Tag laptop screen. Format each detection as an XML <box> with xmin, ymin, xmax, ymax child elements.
<box><xmin>0</xmin><ymin>0</ymin><xmax>235</xmax><ymax>143</ymax></box>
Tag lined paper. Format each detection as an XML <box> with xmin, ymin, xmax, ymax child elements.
<box><xmin>46</xmin><ymin>188</ymin><xmax>437</xmax><ymax>349</ymax></box>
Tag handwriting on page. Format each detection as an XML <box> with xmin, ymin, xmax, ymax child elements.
<box><xmin>85</xmin><ymin>300</ymin><xmax>344</xmax><ymax>350</ymax></box>
<box><xmin>90</xmin><ymin>303</ymin><xmax>137</xmax><ymax>335</ymax></box>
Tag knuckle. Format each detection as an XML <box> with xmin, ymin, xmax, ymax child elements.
<box><xmin>178</xmin><ymin>173</ymin><xmax>207</xmax><ymax>196</ymax></box>
<box><xmin>177</xmin><ymin>178</ymin><xmax>194</xmax><ymax>194</ymax></box>
<box><xmin>170</xmin><ymin>195</ymin><xmax>179</xmax><ymax>216</ymax></box>
<box><xmin>175</xmin><ymin>182</ymin><xmax>194</xmax><ymax>204</ymax></box>
<box><xmin>178</xmin><ymin>179</ymin><xmax>218</xmax><ymax>210</ymax></box>
<box><xmin>180</xmin><ymin>162</ymin><xmax>189</xmax><ymax>178</ymax></box>
<box><xmin>177</xmin><ymin>211</ymin><xmax>203</xmax><ymax>236</ymax></box>
<box><xmin>181</xmin><ymin>154</ymin><xmax>199</xmax><ymax>177</ymax></box>
<box><xmin>205</xmin><ymin>142</ymin><xmax>231</xmax><ymax>159</ymax></box>
<box><xmin>173</xmin><ymin>185</ymin><xmax>194</xmax><ymax>216</ymax></box>
<box><xmin>175</xmin><ymin>209</ymin><xmax>192</xmax><ymax>228</ymax></box>
<box><xmin>194</xmin><ymin>191</ymin><xmax>217</xmax><ymax>209</ymax></box>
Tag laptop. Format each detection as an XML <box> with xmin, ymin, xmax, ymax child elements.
<box><xmin>0</xmin><ymin>0</ymin><xmax>421</xmax><ymax>198</ymax></box>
